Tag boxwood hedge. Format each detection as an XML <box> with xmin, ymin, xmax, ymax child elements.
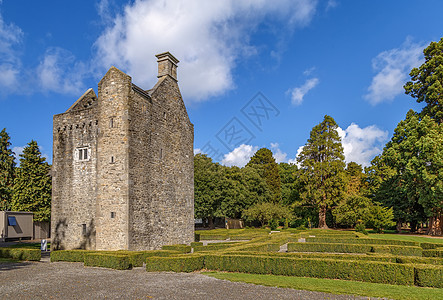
<box><xmin>146</xmin><ymin>255</ymin><xmax>204</xmax><ymax>272</ymax></box>
<box><xmin>0</xmin><ymin>247</ymin><xmax>41</xmax><ymax>261</ymax></box>
<box><xmin>161</xmin><ymin>244</ymin><xmax>191</xmax><ymax>253</ymax></box>
<box><xmin>84</xmin><ymin>253</ymin><xmax>131</xmax><ymax>270</ymax></box>
<box><xmin>422</xmin><ymin>249</ymin><xmax>443</xmax><ymax>257</ymax></box>
<box><xmin>288</xmin><ymin>242</ymin><xmax>372</xmax><ymax>254</ymax></box>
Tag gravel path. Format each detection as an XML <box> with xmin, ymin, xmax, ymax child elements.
<box><xmin>0</xmin><ymin>261</ymin><xmax>369</xmax><ymax>300</ymax></box>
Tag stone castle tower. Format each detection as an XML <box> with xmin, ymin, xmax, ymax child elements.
<box><xmin>51</xmin><ymin>52</ymin><xmax>194</xmax><ymax>251</ymax></box>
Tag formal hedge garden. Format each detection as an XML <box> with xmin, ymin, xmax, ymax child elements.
<box><xmin>48</xmin><ymin>228</ymin><xmax>443</xmax><ymax>288</ymax></box>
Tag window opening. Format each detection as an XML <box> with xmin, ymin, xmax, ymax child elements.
<box><xmin>76</xmin><ymin>147</ymin><xmax>90</xmax><ymax>162</ymax></box>
<box><xmin>82</xmin><ymin>224</ymin><xmax>87</xmax><ymax>236</ymax></box>
<box><xmin>111</xmin><ymin>212</ymin><xmax>116</xmax><ymax>218</ymax></box>
<box><xmin>8</xmin><ymin>216</ymin><xmax>17</xmax><ymax>226</ymax></box>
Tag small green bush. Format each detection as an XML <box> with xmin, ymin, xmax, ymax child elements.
<box><xmin>422</xmin><ymin>249</ymin><xmax>443</xmax><ymax>257</ymax></box>
<box><xmin>161</xmin><ymin>244</ymin><xmax>191</xmax><ymax>253</ymax></box>
<box><xmin>288</xmin><ymin>242</ymin><xmax>372</xmax><ymax>254</ymax></box>
<box><xmin>84</xmin><ymin>253</ymin><xmax>131</xmax><ymax>270</ymax></box>
<box><xmin>414</xmin><ymin>264</ymin><xmax>443</xmax><ymax>288</ymax></box>
<box><xmin>0</xmin><ymin>248</ymin><xmax>41</xmax><ymax>261</ymax></box>
<box><xmin>355</xmin><ymin>224</ymin><xmax>368</xmax><ymax>235</ymax></box>
<box><xmin>146</xmin><ymin>255</ymin><xmax>204</xmax><ymax>272</ymax></box>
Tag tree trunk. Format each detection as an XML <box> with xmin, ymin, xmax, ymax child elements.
<box><xmin>208</xmin><ymin>216</ymin><xmax>215</xmax><ymax>229</ymax></box>
<box><xmin>318</xmin><ymin>206</ymin><xmax>328</xmax><ymax>229</ymax></box>
<box><xmin>396</xmin><ymin>220</ymin><xmax>402</xmax><ymax>233</ymax></box>
<box><xmin>410</xmin><ymin>220</ymin><xmax>418</xmax><ymax>233</ymax></box>
<box><xmin>426</xmin><ymin>209</ymin><xmax>442</xmax><ymax>236</ymax></box>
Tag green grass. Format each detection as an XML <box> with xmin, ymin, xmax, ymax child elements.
<box><xmin>203</xmin><ymin>272</ymin><xmax>443</xmax><ymax>300</ymax></box>
<box><xmin>367</xmin><ymin>234</ymin><xmax>443</xmax><ymax>244</ymax></box>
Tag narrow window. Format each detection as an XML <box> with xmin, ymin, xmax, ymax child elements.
<box><xmin>82</xmin><ymin>224</ymin><xmax>87</xmax><ymax>236</ymax></box>
<box><xmin>111</xmin><ymin>212</ymin><xmax>115</xmax><ymax>218</ymax></box>
<box><xmin>83</xmin><ymin>149</ymin><xmax>88</xmax><ymax>160</ymax></box>
<box><xmin>110</xmin><ymin>117</ymin><xmax>114</xmax><ymax>128</ymax></box>
<box><xmin>76</xmin><ymin>147</ymin><xmax>90</xmax><ymax>162</ymax></box>
<box><xmin>110</xmin><ymin>156</ymin><xmax>114</xmax><ymax>163</ymax></box>
<box><xmin>78</xmin><ymin>149</ymin><xmax>83</xmax><ymax>161</ymax></box>
<box><xmin>163</xmin><ymin>112</ymin><xmax>166</xmax><ymax>119</ymax></box>
<box><xmin>160</xmin><ymin>148</ymin><xmax>163</xmax><ymax>159</ymax></box>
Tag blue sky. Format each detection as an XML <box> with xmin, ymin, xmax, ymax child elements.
<box><xmin>1</xmin><ymin>0</ymin><xmax>441</xmax><ymax>167</ymax></box>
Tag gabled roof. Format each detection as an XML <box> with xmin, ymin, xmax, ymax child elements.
<box><xmin>65</xmin><ymin>88</ymin><xmax>98</xmax><ymax>113</ymax></box>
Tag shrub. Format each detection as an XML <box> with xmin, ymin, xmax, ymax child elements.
<box><xmin>146</xmin><ymin>255</ymin><xmax>204</xmax><ymax>272</ymax></box>
<box><xmin>304</xmin><ymin>237</ymin><xmax>418</xmax><ymax>246</ymax></box>
<box><xmin>198</xmin><ymin>234</ymin><xmax>228</xmax><ymax>240</ymax></box>
<box><xmin>161</xmin><ymin>244</ymin><xmax>191</xmax><ymax>253</ymax></box>
<box><xmin>395</xmin><ymin>256</ymin><xmax>443</xmax><ymax>265</ymax></box>
<box><xmin>204</xmin><ymin>254</ymin><xmax>414</xmax><ymax>285</ymax></box>
<box><xmin>414</xmin><ymin>264</ymin><xmax>443</xmax><ymax>288</ymax></box>
<box><xmin>422</xmin><ymin>249</ymin><xmax>443</xmax><ymax>257</ymax></box>
<box><xmin>288</xmin><ymin>242</ymin><xmax>372</xmax><ymax>254</ymax></box>
<box><xmin>50</xmin><ymin>250</ymin><xmax>94</xmax><ymax>262</ymax></box>
<box><xmin>193</xmin><ymin>243</ymin><xmax>241</xmax><ymax>253</ymax></box>
<box><xmin>355</xmin><ymin>223</ymin><xmax>368</xmax><ymax>235</ymax></box>
<box><xmin>84</xmin><ymin>253</ymin><xmax>131</xmax><ymax>270</ymax></box>
<box><xmin>0</xmin><ymin>248</ymin><xmax>41</xmax><ymax>261</ymax></box>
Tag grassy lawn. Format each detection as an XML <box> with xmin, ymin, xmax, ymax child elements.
<box><xmin>367</xmin><ymin>233</ymin><xmax>443</xmax><ymax>244</ymax></box>
<box><xmin>203</xmin><ymin>272</ymin><xmax>443</xmax><ymax>300</ymax></box>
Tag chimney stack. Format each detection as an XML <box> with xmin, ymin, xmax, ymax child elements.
<box><xmin>156</xmin><ymin>52</ymin><xmax>179</xmax><ymax>81</ymax></box>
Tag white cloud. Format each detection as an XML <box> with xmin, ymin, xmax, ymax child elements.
<box><xmin>93</xmin><ymin>0</ymin><xmax>318</xmax><ymax>102</ymax></box>
<box><xmin>326</xmin><ymin>0</ymin><xmax>338</xmax><ymax>11</ymax></box>
<box><xmin>288</xmin><ymin>77</ymin><xmax>319</xmax><ymax>106</ymax></box>
<box><xmin>364</xmin><ymin>39</ymin><xmax>425</xmax><ymax>105</ymax></box>
<box><xmin>337</xmin><ymin>123</ymin><xmax>388</xmax><ymax>167</ymax></box>
<box><xmin>221</xmin><ymin>144</ymin><xmax>259</xmax><ymax>167</ymax></box>
<box><xmin>0</xmin><ymin>13</ymin><xmax>23</xmax><ymax>92</ymax></box>
<box><xmin>270</xmin><ymin>142</ymin><xmax>287</xmax><ymax>163</ymax></box>
<box><xmin>12</xmin><ymin>146</ymin><xmax>24</xmax><ymax>162</ymax></box>
<box><xmin>37</xmin><ymin>47</ymin><xmax>88</xmax><ymax>95</ymax></box>
<box><xmin>193</xmin><ymin>148</ymin><xmax>202</xmax><ymax>155</ymax></box>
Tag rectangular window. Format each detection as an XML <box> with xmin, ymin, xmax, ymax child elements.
<box><xmin>110</xmin><ymin>117</ymin><xmax>114</xmax><ymax>128</ymax></box>
<box><xmin>8</xmin><ymin>216</ymin><xmax>17</xmax><ymax>226</ymax></box>
<box><xmin>76</xmin><ymin>147</ymin><xmax>90</xmax><ymax>162</ymax></box>
<box><xmin>82</xmin><ymin>224</ymin><xmax>87</xmax><ymax>236</ymax></box>
<box><xmin>111</xmin><ymin>212</ymin><xmax>115</xmax><ymax>218</ymax></box>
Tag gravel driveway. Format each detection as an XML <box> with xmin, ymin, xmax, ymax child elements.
<box><xmin>0</xmin><ymin>261</ymin><xmax>368</xmax><ymax>300</ymax></box>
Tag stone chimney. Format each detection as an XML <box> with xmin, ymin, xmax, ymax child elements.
<box><xmin>156</xmin><ymin>52</ymin><xmax>179</xmax><ymax>81</ymax></box>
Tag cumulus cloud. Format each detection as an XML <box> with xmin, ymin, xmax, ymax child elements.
<box><xmin>337</xmin><ymin>123</ymin><xmax>388</xmax><ymax>167</ymax></box>
<box><xmin>221</xmin><ymin>144</ymin><xmax>259</xmax><ymax>167</ymax></box>
<box><xmin>364</xmin><ymin>39</ymin><xmax>425</xmax><ymax>105</ymax></box>
<box><xmin>288</xmin><ymin>77</ymin><xmax>319</xmax><ymax>106</ymax></box>
<box><xmin>0</xmin><ymin>13</ymin><xmax>23</xmax><ymax>92</ymax></box>
<box><xmin>270</xmin><ymin>142</ymin><xmax>288</xmax><ymax>163</ymax></box>
<box><xmin>37</xmin><ymin>47</ymin><xmax>88</xmax><ymax>95</ymax></box>
<box><xmin>93</xmin><ymin>0</ymin><xmax>318</xmax><ymax>102</ymax></box>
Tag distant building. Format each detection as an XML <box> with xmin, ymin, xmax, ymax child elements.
<box><xmin>0</xmin><ymin>211</ymin><xmax>34</xmax><ymax>242</ymax></box>
<box><xmin>51</xmin><ymin>52</ymin><xmax>194</xmax><ymax>250</ymax></box>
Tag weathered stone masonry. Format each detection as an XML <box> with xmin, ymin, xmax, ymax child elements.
<box><xmin>51</xmin><ymin>52</ymin><xmax>194</xmax><ymax>250</ymax></box>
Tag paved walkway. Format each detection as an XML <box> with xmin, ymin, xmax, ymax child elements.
<box><xmin>0</xmin><ymin>261</ymin><xmax>369</xmax><ymax>300</ymax></box>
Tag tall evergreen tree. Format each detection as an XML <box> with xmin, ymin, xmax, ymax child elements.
<box><xmin>11</xmin><ymin>140</ymin><xmax>51</xmax><ymax>222</ymax></box>
<box><xmin>0</xmin><ymin>128</ymin><xmax>16</xmax><ymax>210</ymax></box>
<box><xmin>297</xmin><ymin>115</ymin><xmax>346</xmax><ymax>228</ymax></box>
<box><xmin>246</xmin><ymin>148</ymin><xmax>281</xmax><ymax>203</ymax></box>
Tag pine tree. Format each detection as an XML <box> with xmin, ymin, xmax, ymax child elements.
<box><xmin>246</xmin><ymin>148</ymin><xmax>281</xmax><ymax>203</ymax></box>
<box><xmin>11</xmin><ymin>140</ymin><xmax>51</xmax><ymax>222</ymax></box>
<box><xmin>297</xmin><ymin>115</ymin><xmax>346</xmax><ymax>228</ymax></box>
<box><xmin>0</xmin><ymin>128</ymin><xmax>16</xmax><ymax>210</ymax></box>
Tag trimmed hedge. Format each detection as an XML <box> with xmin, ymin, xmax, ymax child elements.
<box><xmin>420</xmin><ymin>242</ymin><xmax>443</xmax><ymax>249</ymax></box>
<box><xmin>0</xmin><ymin>247</ymin><xmax>41</xmax><ymax>261</ymax></box>
<box><xmin>288</xmin><ymin>242</ymin><xmax>372</xmax><ymax>254</ymax></box>
<box><xmin>146</xmin><ymin>255</ymin><xmax>204</xmax><ymax>272</ymax></box>
<box><xmin>198</xmin><ymin>234</ymin><xmax>228</xmax><ymax>240</ymax></box>
<box><xmin>193</xmin><ymin>242</ymin><xmax>240</xmax><ymax>253</ymax></box>
<box><xmin>190</xmin><ymin>242</ymin><xmax>203</xmax><ymax>247</ymax></box>
<box><xmin>371</xmin><ymin>245</ymin><xmax>423</xmax><ymax>257</ymax></box>
<box><xmin>84</xmin><ymin>253</ymin><xmax>131</xmax><ymax>270</ymax></box>
<box><xmin>161</xmin><ymin>244</ymin><xmax>191</xmax><ymax>253</ymax></box>
<box><xmin>305</xmin><ymin>237</ymin><xmax>419</xmax><ymax>246</ymax></box>
<box><xmin>395</xmin><ymin>256</ymin><xmax>443</xmax><ymax>265</ymax></box>
<box><xmin>414</xmin><ymin>264</ymin><xmax>443</xmax><ymax>288</ymax></box>
<box><xmin>50</xmin><ymin>250</ymin><xmax>94</xmax><ymax>262</ymax></box>
<box><xmin>422</xmin><ymin>248</ymin><xmax>443</xmax><ymax>257</ymax></box>
<box><xmin>204</xmin><ymin>254</ymin><xmax>414</xmax><ymax>285</ymax></box>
